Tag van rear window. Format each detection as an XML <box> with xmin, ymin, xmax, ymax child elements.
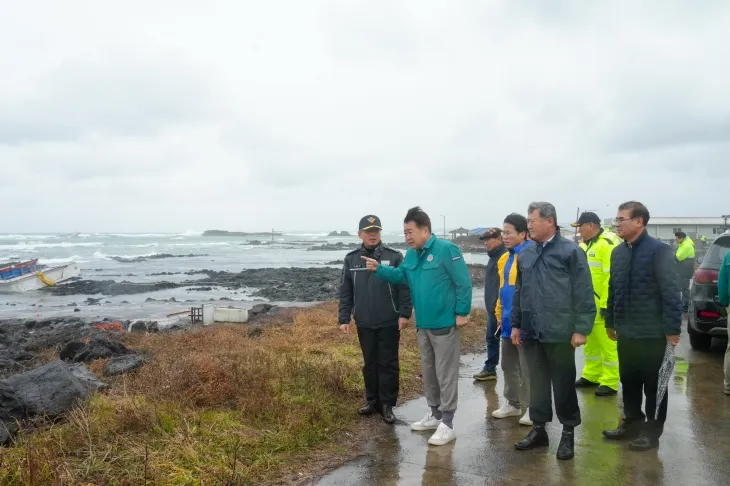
<box><xmin>701</xmin><ymin>236</ymin><xmax>730</xmax><ymax>269</ymax></box>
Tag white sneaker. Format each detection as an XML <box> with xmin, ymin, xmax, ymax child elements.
<box><xmin>492</xmin><ymin>402</ymin><xmax>522</xmax><ymax>419</ymax></box>
<box><xmin>411</xmin><ymin>412</ymin><xmax>441</xmax><ymax>431</ymax></box>
<box><xmin>519</xmin><ymin>408</ymin><xmax>533</xmax><ymax>426</ymax></box>
<box><xmin>428</xmin><ymin>422</ymin><xmax>457</xmax><ymax>446</ymax></box>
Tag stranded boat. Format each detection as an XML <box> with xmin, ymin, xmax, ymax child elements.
<box><xmin>0</xmin><ymin>259</ymin><xmax>80</xmax><ymax>293</ymax></box>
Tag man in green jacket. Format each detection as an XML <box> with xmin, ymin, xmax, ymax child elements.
<box><xmin>718</xmin><ymin>249</ymin><xmax>730</xmax><ymax>396</ymax></box>
<box><xmin>362</xmin><ymin>206</ymin><xmax>472</xmax><ymax>446</ymax></box>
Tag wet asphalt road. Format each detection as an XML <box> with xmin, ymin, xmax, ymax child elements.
<box><xmin>312</xmin><ymin>327</ymin><xmax>730</xmax><ymax>485</ymax></box>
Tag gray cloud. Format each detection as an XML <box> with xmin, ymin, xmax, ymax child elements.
<box><xmin>0</xmin><ymin>55</ymin><xmax>219</xmax><ymax>145</ymax></box>
<box><xmin>0</xmin><ymin>1</ymin><xmax>729</xmax><ymax>232</ymax></box>
<box><xmin>605</xmin><ymin>102</ymin><xmax>730</xmax><ymax>155</ymax></box>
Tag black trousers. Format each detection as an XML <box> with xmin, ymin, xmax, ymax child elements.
<box><xmin>523</xmin><ymin>340</ymin><xmax>581</xmax><ymax>427</ymax></box>
<box><xmin>618</xmin><ymin>337</ymin><xmax>668</xmax><ymax>438</ymax></box>
<box><xmin>680</xmin><ymin>277</ymin><xmax>690</xmax><ymax>312</ymax></box>
<box><xmin>357</xmin><ymin>325</ymin><xmax>400</xmax><ymax>407</ymax></box>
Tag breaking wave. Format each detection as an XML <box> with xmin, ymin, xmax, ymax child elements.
<box><xmin>170</xmin><ymin>242</ymin><xmax>232</xmax><ymax>247</ymax></box>
<box><xmin>38</xmin><ymin>255</ymin><xmax>82</xmax><ymax>265</ymax></box>
<box><xmin>0</xmin><ymin>234</ymin><xmax>59</xmax><ymax>240</ymax></box>
<box><xmin>107</xmin><ymin>233</ymin><xmax>170</xmax><ymax>238</ymax></box>
<box><xmin>93</xmin><ymin>250</ymin><xmax>158</xmax><ymax>260</ymax></box>
<box><xmin>0</xmin><ymin>241</ymin><xmax>103</xmax><ymax>251</ymax></box>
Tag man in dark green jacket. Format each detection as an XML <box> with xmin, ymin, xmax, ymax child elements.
<box><xmin>362</xmin><ymin>206</ymin><xmax>472</xmax><ymax>447</ymax></box>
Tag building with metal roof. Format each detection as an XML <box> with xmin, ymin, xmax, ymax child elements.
<box><xmin>602</xmin><ymin>216</ymin><xmax>729</xmax><ymax>241</ymax></box>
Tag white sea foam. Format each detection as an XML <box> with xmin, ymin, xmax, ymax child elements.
<box><xmin>38</xmin><ymin>255</ymin><xmax>82</xmax><ymax>265</ymax></box>
<box><xmin>170</xmin><ymin>242</ymin><xmax>231</xmax><ymax>247</ymax></box>
<box><xmin>107</xmin><ymin>233</ymin><xmax>170</xmax><ymax>238</ymax></box>
<box><xmin>0</xmin><ymin>241</ymin><xmax>103</xmax><ymax>251</ymax></box>
<box><xmin>93</xmin><ymin>250</ymin><xmax>159</xmax><ymax>260</ymax></box>
<box><xmin>0</xmin><ymin>234</ymin><xmax>58</xmax><ymax>240</ymax></box>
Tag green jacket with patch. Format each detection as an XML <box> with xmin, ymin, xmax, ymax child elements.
<box><xmin>374</xmin><ymin>234</ymin><xmax>472</xmax><ymax>329</ymax></box>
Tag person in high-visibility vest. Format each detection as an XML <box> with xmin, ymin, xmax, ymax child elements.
<box><xmin>603</xmin><ymin>228</ymin><xmax>622</xmax><ymax>244</ymax></box>
<box><xmin>572</xmin><ymin>212</ymin><xmax>620</xmax><ymax>396</ymax></box>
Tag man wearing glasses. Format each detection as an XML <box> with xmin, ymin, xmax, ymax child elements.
<box><xmin>491</xmin><ymin>214</ymin><xmax>533</xmax><ymax>426</ymax></box>
<box><xmin>602</xmin><ymin>201</ymin><xmax>681</xmax><ymax>452</ymax></box>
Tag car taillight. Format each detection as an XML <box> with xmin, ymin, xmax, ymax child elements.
<box><xmin>694</xmin><ymin>269</ymin><xmax>719</xmax><ymax>284</ymax></box>
<box><xmin>699</xmin><ymin>310</ymin><xmax>721</xmax><ymax>318</ymax></box>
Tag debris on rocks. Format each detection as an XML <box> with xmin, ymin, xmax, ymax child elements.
<box><xmin>59</xmin><ymin>338</ymin><xmax>130</xmax><ymax>364</ymax></box>
<box><xmin>103</xmin><ymin>354</ymin><xmax>145</xmax><ymax>377</ymax></box>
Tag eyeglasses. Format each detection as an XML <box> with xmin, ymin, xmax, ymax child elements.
<box><xmin>613</xmin><ymin>217</ymin><xmax>636</xmax><ymax>225</ymax></box>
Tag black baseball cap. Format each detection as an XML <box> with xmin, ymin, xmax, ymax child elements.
<box><xmin>359</xmin><ymin>215</ymin><xmax>382</xmax><ymax>231</ymax></box>
<box><xmin>479</xmin><ymin>227</ymin><xmax>502</xmax><ymax>240</ymax></box>
<box><xmin>571</xmin><ymin>212</ymin><xmax>601</xmax><ymax>227</ymax></box>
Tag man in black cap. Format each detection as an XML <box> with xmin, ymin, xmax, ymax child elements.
<box><xmin>571</xmin><ymin>212</ymin><xmax>621</xmax><ymax>397</ymax></box>
<box><xmin>473</xmin><ymin>228</ymin><xmax>507</xmax><ymax>381</ymax></box>
<box><xmin>338</xmin><ymin>215</ymin><xmax>413</xmax><ymax>424</ymax></box>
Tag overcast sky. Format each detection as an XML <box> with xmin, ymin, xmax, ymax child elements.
<box><xmin>2</xmin><ymin>1</ymin><xmax>729</xmax><ymax>233</ymax></box>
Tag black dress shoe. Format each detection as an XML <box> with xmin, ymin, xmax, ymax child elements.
<box><xmin>575</xmin><ymin>377</ymin><xmax>599</xmax><ymax>388</ymax></box>
<box><xmin>515</xmin><ymin>425</ymin><xmax>549</xmax><ymax>450</ymax></box>
<box><xmin>629</xmin><ymin>434</ymin><xmax>659</xmax><ymax>451</ymax></box>
<box><xmin>557</xmin><ymin>430</ymin><xmax>575</xmax><ymax>460</ymax></box>
<box><xmin>602</xmin><ymin>423</ymin><xmax>642</xmax><ymax>441</ymax></box>
<box><xmin>382</xmin><ymin>405</ymin><xmax>396</xmax><ymax>424</ymax></box>
<box><xmin>358</xmin><ymin>401</ymin><xmax>377</xmax><ymax>416</ymax></box>
<box><xmin>595</xmin><ymin>385</ymin><xmax>618</xmax><ymax>397</ymax></box>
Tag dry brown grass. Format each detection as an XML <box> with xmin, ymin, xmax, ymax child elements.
<box><xmin>0</xmin><ymin>302</ymin><xmax>486</xmax><ymax>485</ymax></box>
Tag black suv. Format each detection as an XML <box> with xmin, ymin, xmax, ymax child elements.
<box><xmin>688</xmin><ymin>233</ymin><xmax>730</xmax><ymax>349</ymax></box>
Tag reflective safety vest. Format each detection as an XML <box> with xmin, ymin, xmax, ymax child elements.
<box><xmin>603</xmin><ymin>229</ymin><xmax>622</xmax><ymax>245</ymax></box>
<box><xmin>580</xmin><ymin>230</ymin><xmax>618</xmax><ymax>312</ymax></box>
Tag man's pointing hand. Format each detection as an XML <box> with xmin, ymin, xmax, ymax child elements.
<box><xmin>361</xmin><ymin>256</ymin><xmax>379</xmax><ymax>271</ymax></box>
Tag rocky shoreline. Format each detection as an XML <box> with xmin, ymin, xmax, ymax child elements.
<box><xmin>109</xmin><ymin>253</ymin><xmax>208</xmax><ymax>263</ymax></box>
<box><xmin>0</xmin><ymin>301</ymin><xmax>291</xmax><ymax>443</ymax></box>
<box><xmin>0</xmin><ymin>259</ymin><xmax>486</xmax><ymax>444</ymax></box>
<box><xmin>44</xmin><ymin>264</ymin><xmax>485</xmax><ymax>300</ymax></box>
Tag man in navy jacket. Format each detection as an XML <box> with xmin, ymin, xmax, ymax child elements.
<box><xmin>511</xmin><ymin>202</ymin><xmax>596</xmax><ymax>461</ymax></box>
<box><xmin>602</xmin><ymin>201</ymin><xmax>682</xmax><ymax>452</ymax></box>
<box><xmin>473</xmin><ymin>228</ymin><xmax>507</xmax><ymax>381</ymax></box>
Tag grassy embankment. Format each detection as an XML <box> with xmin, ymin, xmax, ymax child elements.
<box><xmin>0</xmin><ymin>302</ymin><xmax>486</xmax><ymax>485</ymax></box>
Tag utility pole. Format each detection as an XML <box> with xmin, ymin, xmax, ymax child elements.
<box><xmin>723</xmin><ymin>215</ymin><xmax>730</xmax><ymax>231</ymax></box>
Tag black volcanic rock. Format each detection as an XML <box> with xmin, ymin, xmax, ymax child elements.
<box><xmin>110</xmin><ymin>253</ymin><xmax>207</xmax><ymax>263</ymax></box>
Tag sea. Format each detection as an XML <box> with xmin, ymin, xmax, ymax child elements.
<box><xmin>0</xmin><ymin>232</ymin><xmax>488</xmax><ymax>321</ymax></box>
